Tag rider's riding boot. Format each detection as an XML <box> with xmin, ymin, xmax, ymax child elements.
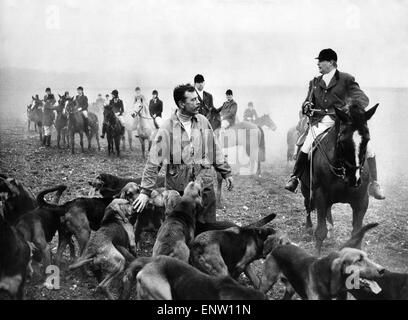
<box><xmin>367</xmin><ymin>156</ymin><xmax>385</xmax><ymax>200</ymax></box>
<box><xmin>285</xmin><ymin>151</ymin><xmax>308</xmax><ymax>192</ymax></box>
<box><xmin>46</xmin><ymin>135</ymin><xmax>51</xmax><ymax>147</ymax></box>
<box><xmin>42</xmin><ymin>136</ymin><xmax>46</xmax><ymax>146</ymax></box>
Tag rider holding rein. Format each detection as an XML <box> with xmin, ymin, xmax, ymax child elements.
<box><xmin>100</xmin><ymin>89</ymin><xmax>125</xmax><ymax>138</ymax></box>
<box><xmin>75</xmin><ymin>86</ymin><xmax>89</xmax><ymax>135</ymax></box>
<box><xmin>284</xmin><ymin>48</ymin><xmax>385</xmax><ymax>200</ymax></box>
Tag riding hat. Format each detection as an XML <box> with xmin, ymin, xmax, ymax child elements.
<box><xmin>315</xmin><ymin>49</ymin><xmax>337</xmax><ymax>62</ymax></box>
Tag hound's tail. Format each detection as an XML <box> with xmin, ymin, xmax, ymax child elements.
<box><xmin>340</xmin><ymin>222</ymin><xmax>379</xmax><ymax>250</ymax></box>
<box><xmin>245</xmin><ymin>213</ymin><xmax>277</xmax><ymax>228</ymax></box>
<box><xmin>36</xmin><ymin>185</ymin><xmax>68</xmax><ymax>208</ymax></box>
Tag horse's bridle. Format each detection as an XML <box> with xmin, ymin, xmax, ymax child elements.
<box><xmin>133</xmin><ymin>105</ymin><xmax>154</xmax><ymax>120</ymax></box>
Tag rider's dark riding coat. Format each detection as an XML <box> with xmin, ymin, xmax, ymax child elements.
<box><xmin>305</xmin><ymin>70</ymin><xmax>369</xmax><ymax>125</ymax></box>
<box><xmin>75</xmin><ymin>94</ymin><xmax>89</xmax><ymax>111</ymax></box>
<box><xmin>110</xmin><ymin>98</ymin><xmax>124</xmax><ymax>115</ymax></box>
<box><xmin>149</xmin><ymin>98</ymin><xmax>163</xmax><ymax>118</ymax></box>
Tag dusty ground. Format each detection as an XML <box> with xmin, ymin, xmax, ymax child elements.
<box><xmin>1</xmin><ymin>118</ymin><xmax>407</xmax><ymax>300</ymax></box>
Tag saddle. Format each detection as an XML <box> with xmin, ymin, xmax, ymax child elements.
<box><xmin>296</xmin><ymin>125</ymin><xmax>332</xmax><ymax>159</ymax></box>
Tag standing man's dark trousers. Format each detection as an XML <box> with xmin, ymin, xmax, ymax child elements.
<box><xmin>199</xmin><ymin>185</ymin><xmax>217</xmax><ymax>223</ymax></box>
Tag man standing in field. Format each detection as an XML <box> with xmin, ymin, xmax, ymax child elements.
<box><xmin>133</xmin><ymin>84</ymin><xmax>234</xmax><ymax>223</ymax></box>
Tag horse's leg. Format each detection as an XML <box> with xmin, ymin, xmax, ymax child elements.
<box><xmin>80</xmin><ymin>132</ymin><xmax>84</xmax><ymax>153</ymax></box>
<box><xmin>148</xmin><ymin>140</ymin><xmax>152</xmax><ymax>152</ymax></box>
<box><xmin>216</xmin><ymin>172</ymin><xmax>223</xmax><ymax>208</ymax></box>
<box><xmin>314</xmin><ymin>190</ymin><xmax>329</xmax><ymax>255</ymax></box>
<box><xmin>304</xmin><ymin>196</ymin><xmax>314</xmax><ymax>235</ymax></box>
<box><xmin>127</xmin><ymin>130</ymin><xmax>133</xmax><ymax>151</ymax></box>
<box><xmin>350</xmin><ymin>195</ymin><xmax>369</xmax><ymax>248</ymax></box>
<box><xmin>326</xmin><ymin>207</ymin><xmax>334</xmax><ymax>239</ymax></box>
<box><xmin>87</xmin><ymin>131</ymin><xmax>92</xmax><ymax>150</ymax></box>
<box><xmin>57</xmin><ymin>129</ymin><xmax>61</xmax><ymax>149</ymax></box>
<box><xmin>71</xmin><ymin>132</ymin><xmax>75</xmax><ymax>154</ymax></box>
<box><xmin>122</xmin><ymin>135</ymin><xmax>126</xmax><ymax>151</ymax></box>
<box><xmin>39</xmin><ymin>126</ymin><xmax>43</xmax><ymax>142</ymax></box>
<box><xmin>116</xmin><ymin>136</ymin><xmax>121</xmax><ymax>157</ymax></box>
<box><xmin>96</xmin><ymin>130</ymin><xmax>101</xmax><ymax>151</ymax></box>
<box><xmin>139</xmin><ymin>137</ymin><xmax>145</xmax><ymax>159</ymax></box>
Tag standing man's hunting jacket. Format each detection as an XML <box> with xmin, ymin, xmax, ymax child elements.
<box><xmin>219</xmin><ymin>99</ymin><xmax>238</xmax><ymax>126</ymax></box>
<box><xmin>140</xmin><ymin>111</ymin><xmax>231</xmax><ymax>196</ymax></box>
<box><xmin>305</xmin><ymin>70</ymin><xmax>369</xmax><ymax>125</ymax></box>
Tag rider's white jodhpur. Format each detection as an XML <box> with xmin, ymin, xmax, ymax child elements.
<box><xmin>301</xmin><ymin>115</ymin><xmax>375</xmax><ymax>157</ymax></box>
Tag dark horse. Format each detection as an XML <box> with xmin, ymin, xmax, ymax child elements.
<box><xmin>102</xmin><ymin>106</ymin><xmax>122</xmax><ymax>157</ymax></box>
<box><xmin>65</xmin><ymin>98</ymin><xmax>101</xmax><ymax>154</ymax></box>
<box><xmin>55</xmin><ymin>95</ymin><xmax>69</xmax><ymax>149</ymax></box>
<box><xmin>300</xmin><ymin>104</ymin><xmax>379</xmax><ymax>254</ymax></box>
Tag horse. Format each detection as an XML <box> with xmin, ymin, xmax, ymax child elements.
<box><xmin>64</xmin><ymin>98</ymin><xmax>101</xmax><ymax>154</ymax></box>
<box><xmin>300</xmin><ymin>104</ymin><xmax>379</xmax><ymax>254</ymax></box>
<box><xmin>287</xmin><ymin>126</ymin><xmax>298</xmax><ymax>163</ymax></box>
<box><xmin>213</xmin><ymin>114</ymin><xmax>276</xmax><ymax>206</ymax></box>
<box><xmin>27</xmin><ymin>98</ymin><xmax>43</xmax><ymax>141</ymax></box>
<box><xmin>124</xmin><ymin>104</ymin><xmax>157</xmax><ymax>159</ymax></box>
<box><xmin>102</xmin><ymin>106</ymin><xmax>122</xmax><ymax>157</ymax></box>
<box><xmin>253</xmin><ymin>114</ymin><xmax>277</xmax><ymax>131</ymax></box>
<box><xmin>55</xmin><ymin>95</ymin><xmax>69</xmax><ymax>149</ymax></box>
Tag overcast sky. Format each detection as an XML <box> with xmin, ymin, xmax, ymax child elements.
<box><xmin>1</xmin><ymin>0</ymin><xmax>407</xmax><ymax>87</ymax></box>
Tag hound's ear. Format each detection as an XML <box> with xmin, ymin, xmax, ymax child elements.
<box><xmin>365</xmin><ymin>104</ymin><xmax>379</xmax><ymax>121</ymax></box>
<box><xmin>58</xmin><ymin>94</ymin><xmax>62</xmax><ymax>98</ymax></box>
<box><xmin>149</xmin><ymin>189</ymin><xmax>164</xmax><ymax>207</ymax></box>
<box><xmin>330</xmin><ymin>256</ymin><xmax>344</xmax><ymax>296</ymax></box>
<box><xmin>4</xmin><ymin>179</ymin><xmax>20</xmax><ymax>195</ymax></box>
<box><xmin>334</xmin><ymin>107</ymin><xmax>351</xmax><ymax>123</ymax></box>
<box><xmin>32</xmin><ymin>96</ymin><xmax>35</xmax><ymax>100</ymax></box>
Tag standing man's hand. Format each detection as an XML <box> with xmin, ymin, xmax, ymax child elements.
<box><xmin>133</xmin><ymin>193</ymin><xmax>150</xmax><ymax>213</ymax></box>
<box><xmin>225</xmin><ymin>176</ymin><xmax>234</xmax><ymax>191</ymax></box>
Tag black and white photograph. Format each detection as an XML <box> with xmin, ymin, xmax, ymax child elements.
<box><xmin>0</xmin><ymin>0</ymin><xmax>407</xmax><ymax>306</ymax></box>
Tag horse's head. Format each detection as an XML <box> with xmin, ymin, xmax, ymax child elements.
<box><xmin>64</xmin><ymin>97</ymin><xmax>76</xmax><ymax>116</ymax></box>
<box><xmin>260</xmin><ymin>114</ymin><xmax>277</xmax><ymax>131</ymax></box>
<box><xmin>103</xmin><ymin>105</ymin><xmax>116</xmax><ymax>123</ymax></box>
<box><xmin>335</xmin><ymin>103</ymin><xmax>378</xmax><ymax>188</ymax></box>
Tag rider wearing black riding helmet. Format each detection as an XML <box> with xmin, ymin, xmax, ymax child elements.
<box><xmin>284</xmin><ymin>48</ymin><xmax>385</xmax><ymax>200</ymax></box>
<box><xmin>100</xmin><ymin>89</ymin><xmax>125</xmax><ymax>139</ymax></box>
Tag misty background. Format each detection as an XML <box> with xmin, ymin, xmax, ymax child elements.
<box><xmin>1</xmin><ymin>0</ymin><xmax>407</xmax><ymax>184</ymax></box>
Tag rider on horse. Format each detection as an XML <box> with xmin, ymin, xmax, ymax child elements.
<box><xmin>284</xmin><ymin>49</ymin><xmax>385</xmax><ymax>200</ymax></box>
<box><xmin>243</xmin><ymin>102</ymin><xmax>258</xmax><ymax>123</ymax></box>
<box><xmin>219</xmin><ymin>89</ymin><xmax>238</xmax><ymax>129</ymax></box>
<box><xmin>101</xmin><ymin>89</ymin><xmax>125</xmax><ymax>138</ymax></box>
<box><xmin>75</xmin><ymin>86</ymin><xmax>89</xmax><ymax>135</ymax></box>
<box><xmin>43</xmin><ymin>87</ymin><xmax>56</xmax><ymax>147</ymax></box>
<box><xmin>149</xmin><ymin>90</ymin><xmax>163</xmax><ymax>128</ymax></box>
<box><xmin>194</xmin><ymin>74</ymin><xmax>220</xmax><ymax>130</ymax></box>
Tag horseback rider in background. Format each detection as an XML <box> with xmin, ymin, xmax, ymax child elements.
<box><xmin>194</xmin><ymin>74</ymin><xmax>221</xmax><ymax>130</ymax></box>
<box><xmin>101</xmin><ymin>89</ymin><xmax>125</xmax><ymax>138</ymax></box>
<box><xmin>284</xmin><ymin>48</ymin><xmax>385</xmax><ymax>200</ymax></box>
<box><xmin>243</xmin><ymin>101</ymin><xmax>258</xmax><ymax>122</ymax></box>
<box><xmin>42</xmin><ymin>87</ymin><xmax>56</xmax><ymax>147</ymax></box>
<box><xmin>219</xmin><ymin>89</ymin><xmax>238</xmax><ymax>130</ymax></box>
<box><xmin>149</xmin><ymin>89</ymin><xmax>163</xmax><ymax>128</ymax></box>
<box><xmin>75</xmin><ymin>86</ymin><xmax>89</xmax><ymax>135</ymax></box>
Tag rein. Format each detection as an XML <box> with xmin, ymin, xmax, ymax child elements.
<box><xmin>134</xmin><ymin>105</ymin><xmax>154</xmax><ymax>120</ymax></box>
